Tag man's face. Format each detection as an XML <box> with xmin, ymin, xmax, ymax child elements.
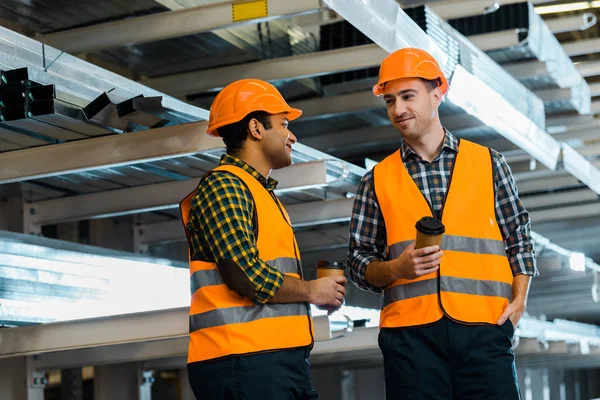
<box><xmin>382</xmin><ymin>77</ymin><xmax>441</xmax><ymax>141</ymax></box>
<box><xmin>261</xmin><ymin>112</ymin><xmax>296</xmax><ymax>170</ymax></box>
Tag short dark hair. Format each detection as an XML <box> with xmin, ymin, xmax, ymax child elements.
<box><xmin>421</xmin><ymin>78</ymin><xmax>441</xmax><ymax>92</ymax></box>
<box><xmin>217</xmin><ymin>111</ymin><xmax>272</xmax><ymax>155</ymax></box>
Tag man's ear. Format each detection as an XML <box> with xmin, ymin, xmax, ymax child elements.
<box><xmin>432</xmin><ymin>86</ymin><xmax>443</xmax><ymax>108</ymax></box>
<box><xmin>248</xmin><ymin>118</ymin><xmax>263</xmax><ymax>140</ymax></box>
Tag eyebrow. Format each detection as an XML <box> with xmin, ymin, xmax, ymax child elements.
<box><xmin>384</xmin><ymin>89</ymin><xmax>418</xmax><ymax>99</ymax></box>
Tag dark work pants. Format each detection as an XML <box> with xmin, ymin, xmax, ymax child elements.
<box><xmin>379</xmin><ymin>316</ymin><xmax>521</xmax><ymax>400</ymax></box>
<box><xmin>187</xmin><ymin>348</ymin><xmax>318</xmax><ymax>400</ymax></box>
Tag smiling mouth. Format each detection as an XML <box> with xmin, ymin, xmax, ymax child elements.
<box><xmin>396</xmin><ymin>117</ymin><xmax>414</xmax><ymax>124</ymax></box>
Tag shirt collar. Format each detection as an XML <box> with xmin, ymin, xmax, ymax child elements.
<box><xmin>401</xmin><ymin>129</ymin><xmax>459</xmax><ymax>162</ymax></box>
<box><xmin>219</xmin><ymin>154</ymin><xmax>278</xmax><ymax>191</ymax></box>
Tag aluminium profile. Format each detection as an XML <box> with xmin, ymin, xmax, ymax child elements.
<box><xmin>117</xmin><ymin>96</ymin><xmax>198</xmax><ymax>128</ymax></box>
<box><xmin>27</xmin><ymin>98</ymin><xmax>112</xmax><ymax>138</ymax></box>
<box><xmin>0</xmin><ymin>102</ymin><xmax>84</xmax><ymax>142</ymax></box>
<box><xmin>82</xmin><ymin>92</ymin><xmax>133</xmax><ymax>133</ymax></box>
<box><xmin>0</xmin><ymin>25</ymin><xmax>208</xmax><ymax>120</ymax></box>
<box><xmin>448</xmin><ymin>2</ymin><xmax>590</xmax><ymax>115</ymax></box>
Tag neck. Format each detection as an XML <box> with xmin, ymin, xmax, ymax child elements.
<box><xmin>404</xmin><ymin>122</ymin><xmax>445</xmax><ymax>163</ymax></box>
<box><xmin>231</xmin><ymin>148</ymin><xmax>272</xmax><ymax>178</ymax></box>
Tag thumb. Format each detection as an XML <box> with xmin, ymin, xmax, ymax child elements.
<box><xmin>497</xmin><ymin>304</ymin><xmax>513</xmax><ymax>325</ymax></box>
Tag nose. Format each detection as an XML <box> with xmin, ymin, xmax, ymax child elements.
<box><xmin>393</xmin><ymin>100</ymin><xmax>408</xmax><ymax>117</ymax></box>
<box><xmin>287</xmin><ymin>131</ymin><xmax>297</xmax><ymax>144</ymax></box>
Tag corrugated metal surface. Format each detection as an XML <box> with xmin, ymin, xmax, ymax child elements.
<box><xmin>95</xmin><ymin>33</ymin><xmax>259</xmax><ymax>78</ymax></box>
<box><xmin>0</xmin><ymin>0</ymin><xmax>163</xmax><ymax>33</ymax></box>
<box><xmin>94</xmin><ymin>20</ymin><xmax>316</xmax><ymax>78</ymax></box>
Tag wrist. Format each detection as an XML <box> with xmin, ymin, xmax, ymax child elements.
<box><xmin>512</xmin><ymin>296</ymin><xmax>526</xmax><ymax>306</ymax></box>
<box><xmin>389</xmin><ymin>258</ymin><xmax>404</xmax><ymax>281</ymax></box>
<box><xmin>306</xmin><ymin>280</ymin><xmax>316</xmax><ymax>304</ymax></box>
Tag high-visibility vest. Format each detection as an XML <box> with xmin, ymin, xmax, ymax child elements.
<box><xmin>180</xmin><ymin>164</ymin><xmax>313</xmax><ymax>363</ymax></box>
<box><xmin>373</xmin><ymin>139</ymin><xmax>513</xmax><ymax>328</ymax></box>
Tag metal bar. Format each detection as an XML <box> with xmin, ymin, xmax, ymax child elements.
<box><xmin>563</xmin><ymin>37</ymin><xmax>600</xmax><ymax>57</ymax></box>
<box><xmin>522</xmin><ymin>188</ymin><xmax>598</xmax><ymax>210</ymax></box>
<box><xmin>518</xmin><ymin>175</ymin><xmax>582</xmax><ymax>194</ymax></box>
<box><xmin>0</xmin><ymin>307</ymin><xmax>190</xmax><ymax>359</ymax></box>
<box><xmin>289</xmin><ymin>198</ymin><xmax>354</xmax><ymax>228</ymax></box>
<box><xmin>137</xmin><ymin>220</ymin><xmax>353</xmax><ymax>248</ymax></box>
<box><xmin>143</xmin><ymin>44</ymin><xmax>386</xmax><ymax>96</ymax></box>
<box><xmin>534</xmin><ymin>87</ymin><xmax>574</xmax><ymax>102</ymax></box>
<box><xmin>531</xmin><ymin>203</ymin><xmax>600</xmax><ymax>223</ymax></box>
<box><xmin>546</xmin><ymin>12</ymin><xmax>597</xmax><ymax>34</ymax></box>
<box><xmin>25</xmin><ymin>161</ymin><xmax>330</xmax><ymax>225</ymax></box>
<box><xmin>426</xmin><ymin>0</ymin><xmax>528</xmax><ymax>20</ymax></box>
<box><xmin>553</xmin><ymin>124</ymin><xmax>600</xmax><ymax>141</ymax></box>
<box><xmin>137</xmin><ymin>198</ymin><xmax>354</xmax><ymax>245</ymax></box>
<box><xmin>468</xmin><ymin>29</ymin><xmax>521</xmax><ymax>52</ymax></box>
<box><xmin>0</xmin><ymin>122</ymin><xmax>223</xmax><ymax>184</ymax></box>
<box><xmin>575</xmin><ymin>59</ymin><xmax>600</xmax><ymax>78</ymax></box>
<box><xmin>0</xmin><ymin>26</ymin><xmax>208</xmax><ymax>121</ymax></box>
<box><xmin>503</xmin><ymin>60</ymin><xmax>548</xmax><ymax>80</ymax></box>
<box><xmin>589</xmin><ymin>82</ymin><xmax>600</xmax><ymax>97</ymax></box>
<box><xmin>38</xmin><ymin>0</ymin><xmax>322</xmax><ymax>54</ymax></box>
<box><xmin>3</xmin><ymin>307</ymin><xmax>600</xmax><ymax>369</ymax></box>
<box><xmin>291</xmin><ymin>90</ymin><xmax>382</xmax><ymax>120</ymax></box>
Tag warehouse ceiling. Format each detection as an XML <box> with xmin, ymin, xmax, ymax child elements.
<box><xmin>0</xmin><ymin>0</ymin><xmax>599</xmax><ymax>343</ymax></box>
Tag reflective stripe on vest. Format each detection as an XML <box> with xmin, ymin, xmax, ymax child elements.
<box><xmin>374</xmin><ymin>139</ymin><xmax>513</xmax><ymax>327</ymax></box>
<box><xmin>190</xmin><ymin>302</ymin><xmax>307</xmax><ymax>332</ymax></box>
<box><xmin>190</xmin><ymin>257</ymin><xmax>299</xmax><ymax>295</ymax></box>
<box><xmin>387</xmin><ymin>236</ymin><xmax>506</xmax><ymax>260</ymax></box>
<box><xmin>383</xmin><ymin>276</ymin><xmax>512</xmax><ymax>308</ymax></box>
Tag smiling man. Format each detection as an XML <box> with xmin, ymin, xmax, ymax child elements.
<box><xmin>347</xmin><ymin>48</ymin><xmax>537</xmax><ymax>399</ymax></box>
<box><xmin>180</xmin><ymin>79</ymin><xmax>347</xmax><ymax>399</ymax></box>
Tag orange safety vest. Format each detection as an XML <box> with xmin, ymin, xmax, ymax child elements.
<box><xmin>373</xmin><ymin>139</ymin><xmax>513</xmax><ymax>328</ymax></box>
<box><xmin>180</xmin><ymin>164</ymin><xmax>313</xmax><ymax>363</ymax></box>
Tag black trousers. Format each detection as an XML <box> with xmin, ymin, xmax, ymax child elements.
<box><xmin>379</xmin><ymin>316</ymin><xmax>521</xmax><ymax>400</ymax></box>
<box><xmin>187</xmin><ymin>348</ymin><xmax>318</xmax><ymax>400</ymax></box>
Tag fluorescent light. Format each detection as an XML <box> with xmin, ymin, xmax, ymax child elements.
<box><xmin>570</xmin><ymin>252</ymin><xmax>587</xmax><ymax>272</ymax></box>
<box><xmin>535</xmin><ymin>2</ymin><xmax>590</xmax><ymax>15</ymax></box>
<box><xmin>592</xmin><ymin>1</ymin><xmax>600</xmax><ymax>7</ymax></box>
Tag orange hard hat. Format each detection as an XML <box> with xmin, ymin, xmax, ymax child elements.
<box><xmin>372</xmin><ymin>48</ymin><xmax>449</xmax><ymax>97</ymax></box>
<box><xmin>206</xmin><ymin>79</ymin><xmax>302</xmax><ymax>137</ymax></box>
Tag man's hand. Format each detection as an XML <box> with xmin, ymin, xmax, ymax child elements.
<box><xmin>394</xmin><ymin>242</ymin><xmax>444</xmax><ymax>280</ymax></box>
<box><xmin>497</xmin><ymin>298</ymin><xmax>526</xmax><ymax>328</ymax></box>
<box><xmin>308</xmin><ymin>276</ymin><xmax>347</xmax><ymax>311</ymax></box>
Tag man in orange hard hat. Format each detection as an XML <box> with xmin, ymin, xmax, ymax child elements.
<box><xmin>180</xmin><ymin>79</ymin><xmax>346</xmax><ymax>399</ymax></box>
<box><xmin>348</xmin><ymin>48</ymin><xmax>537</xmax><ymax>398</ymax></box>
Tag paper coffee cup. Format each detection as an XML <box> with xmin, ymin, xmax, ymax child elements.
<box><xmin>316</xmin><ymin>260</ymin><xmax>345</xmax><ymax>279</ymax></box>
<box><xmin>415</xmin><ymin>217</ymin><xmax>445</xmax><ymax>249</ymax></box>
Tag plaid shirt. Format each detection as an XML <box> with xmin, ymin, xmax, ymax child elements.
<box><xmin>348</xmin><ymin>131</ymin><xmax>538</xmax><ymax>293</ymax></box>
<box><xmin>186</xmin><ymin>154</ymin><xmax>284</xmax><ymax>304</ymax></box>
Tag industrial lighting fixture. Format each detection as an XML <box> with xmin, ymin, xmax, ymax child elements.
<box><xmin>570</xmin><ymin>252</ymin><xmax>587</xmax><ymax>272</ymax></box>
<box><xmin>535</xmin><ymin>1</ymin><xmax>600</xmax><ymax>15</ymax></box>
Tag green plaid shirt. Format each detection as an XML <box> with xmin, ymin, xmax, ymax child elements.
<box><xmin>186</xmin><ymin>154</ymin><xmax>284</xmax><ymax>304</ymax></box>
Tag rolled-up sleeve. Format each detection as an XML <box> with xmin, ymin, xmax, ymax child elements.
<box><xmin>187</xmin><ymin>173</ymin><xmax>284</xmax><ymax>304</ymax></box>
<box><xmin>492</xmin><ymin>150</ymin><xmax>538</xmax><ymax>277</ymax></box>
<box><xmin>348</xmin><ymin>170</ymin><xmax>387</xmax><ymax>293</ymax></box>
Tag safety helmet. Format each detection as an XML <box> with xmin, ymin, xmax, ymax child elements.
<box><xmin>206</xmin><ymin>79</ymin><xmax>302</xmax><ymax>137</ymax></box>
<box><xmin>373</xmin><ymin>48</ymin><xmax>449</xmax><ymax>97</ymax></box>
